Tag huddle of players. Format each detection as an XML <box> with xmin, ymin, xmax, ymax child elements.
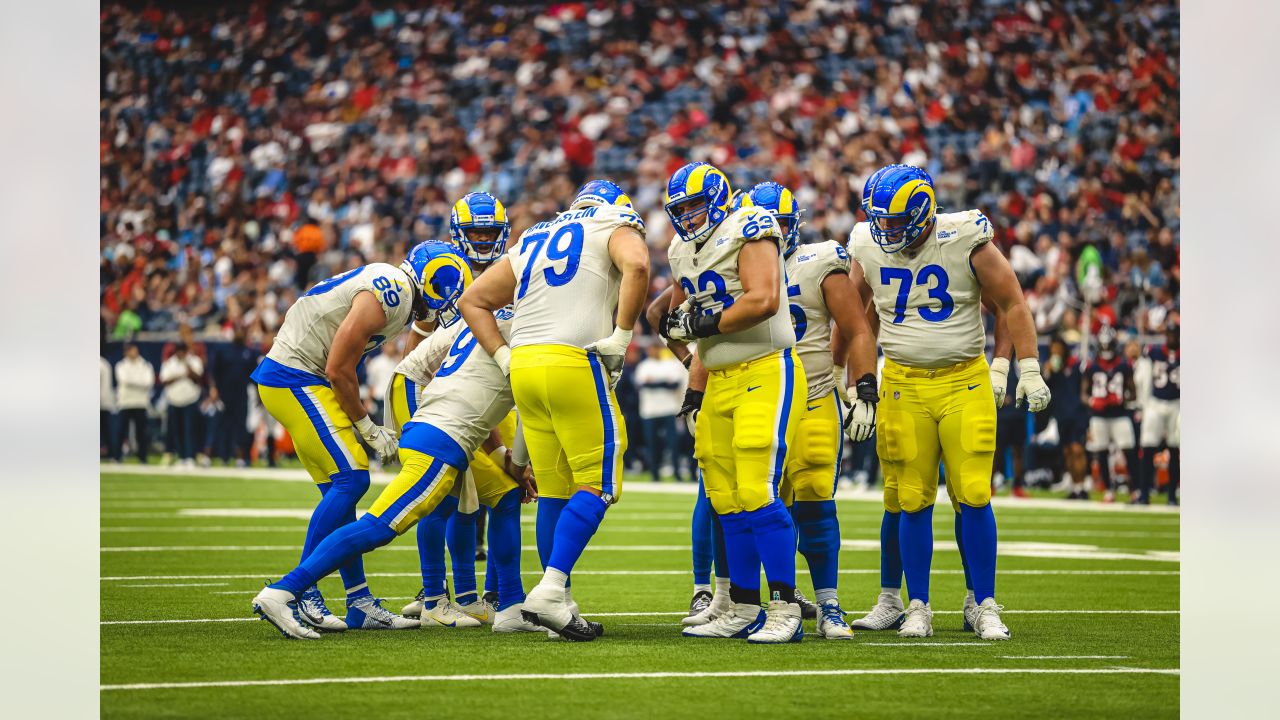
<box><xmin>249</xmin><ymin>159</ymin><xmax>1050</xmax><ymax>643</ymax></box>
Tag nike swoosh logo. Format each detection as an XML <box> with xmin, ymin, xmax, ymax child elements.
<box><xmin>747</xmin><ymin>385</ymin><xmax>762</xmax><ymax>392</ymax></box>
<box><xmin>968</xmin><ymin>384</ymin><xmax>980</xmax><ymax>390</ymax></box>
<box><xmin>806</xmin><ymin>405</ymin><xmax>819</xmax><ymax>411</ymax></box>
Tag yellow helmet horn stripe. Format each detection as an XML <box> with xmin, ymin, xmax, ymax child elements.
<box><xmin>888</xmin><ymin>179</ymin><xmax>934</xmax><ymax>215</ymax></box>
<box><xmin>685</xmin><ymin>164</ymin><xmax>712</xmax><ymax>195</ymax></box>
<box><xmin>422</xmin><ymin>255</ymin><xmax>474</xmax><ymax>301</ymax></box>
<box><xmin>493</xmin><ymin>199</ymin><xmax>506</xmax><ymax>223</ymax></box>
<box><xmin>453</xmin><ymin>199</ymin><xmax>474</xmax><ymax>225</ymax></box>
<box><xmin>616</xmin><ymin>193</ymin><xmax>632</xmax><ymax>207</ymax></box>
<box><xmin>778</xmin><ymin>189</ymin><xmax>795</xmax><ymax>215</ymax></box>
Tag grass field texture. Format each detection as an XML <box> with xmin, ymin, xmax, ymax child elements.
<box><xmin>101</xmin><ymin>467</ymin><xmax>1179</xmax><ymax>718</ymax></box>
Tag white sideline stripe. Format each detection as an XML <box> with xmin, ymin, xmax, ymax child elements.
<box><xmin>102</xmin><ymin>545</ymin><xmax>691</xmax><ymax>553</ymax></box>
<box><xmin>101</xmin><ymin>463</ymin><xmax>1180</xmax><ymax>514</ymax></box>
<box><xmin>99</xmin><ymin>568</ymin><xmax>1180</xmax><ymax>582</ymax></box>
<box><xmin>121</xmin><ymin>583</ymin><xmax>229</xmax><ymax>588</ymax></box>
<box><xmin>100</xmin><ymin>667</ymin><xmax>1179</xmax><ymax>691</ymax></box>
<box><xmin>102</xmin><ymin>610</ymin><xmax>1179</xmax><ymax>626</ymax></box>
<box><xmin>1000</xmin><ymin>655</ymin><xmax>1130</xmax><ymax>660</ymax></box>
<box><xmin>864</xmin><ymin>643</ymin><xmax>990</xmax><ymax>647</ymax></box>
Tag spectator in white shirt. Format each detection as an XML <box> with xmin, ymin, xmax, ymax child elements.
<box><xmin>634</xmin><ymin>344</ymin><xmax>688</xmax><ymax>483</ymax></box>
<box><xmin>115</xmin><ymin>344</ymin><xmax>156</xmax><ymax>463</ymax></box>
<box><xmin>159</xmin><ymin>342</ymin><xmax>204</xmax><ymax>467</ymax></box>
<box><xmin>101</xmin><ymin>356</ymin><xmax>116</xmax><ymax>459</ymax></box>
<box><xmin>363</xmin><ymin>340</ymin><xmax>401</xmax><ymax>427</ymax></box>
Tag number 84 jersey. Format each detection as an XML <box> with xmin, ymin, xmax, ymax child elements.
<box><xmin>850</xmin><ymin>210</ymin><xmax>992</xmax><ymax>369</ymax></box>
<box><xmin>508</xmin><ymin>204</ymin><xmax>645</xmax><ymax>350</ymax></box>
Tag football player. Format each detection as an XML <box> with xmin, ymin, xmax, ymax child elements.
<box><xmin>460</xmin><ymin>179</ymin><xmax>650</xmax><ymax>641</ymax></box>
<box><xmin>387</xmin><ymin>192</ymin><xmax>522</xmax><ymax>628</ymax></box>
<box><xmin>1082</xmin><ymin>326</ymin><xmax>1138</xmax><ymax>502</ymax></box>
<box><xmin>249</xmin><ymin>241</ymin><xmax>471</xmax><ymax>631</ymax></box>
<box><xmin>735</xmin><ymin>181</ymin><xmax>878</xmax><ymax>640</ymax></box>
<box><xmin>1136</xmin><ymin>323</ymin><xmax>1179</xmax><ymax>505</ymax></box>
<box><xmin>252</xmin><ymin>304</ymin><xmax>542</xmax><ymax>639</ymax></box>
<box><xmin>848</xmin><ymin>164</ymin><xmax>1050</xmax><ymax>641</ymax></box>
<box><xmin>659</xmin><ymin>162</ymin><xmax>822</xmax><ymax>644</ymax></box>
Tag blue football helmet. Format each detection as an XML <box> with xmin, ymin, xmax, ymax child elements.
<box><xmin>664</xmin><ymin>162</ymin><xmax>732</xmax><ymax>244</ymax></box>
<box><xmin>401</xmin><ymin>241</ymin><xmax>474</xmax><ymax>327</ymax></box>
<box><xmin>740</xmin><ymin>181</ymin><xmax>803</xmax><ymax>258</ymax></box>
<box><xmin>862</xmin><ymin>164</ymin><xmax>937</xmax><ymax>254</ymax></box>
<box><xmin>449</xmin><ymin>192</ymin><xmax>510</xmax><ymax>266</ymax></box>
<box><xmin>570</xmin><ymin>179</ymin><xmax>634</xmax><ymax>210</ymax></box>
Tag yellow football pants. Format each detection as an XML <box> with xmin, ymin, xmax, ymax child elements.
<box><xmin>257</xmin><ymin>384</ymin><xmax>367</xmax><ymax>484</ymax></box>
<box><xmin>780</xmin><ymin>388</ymin><xmax>843</xmax><ymax>504</ymax></box>
<box><xmin>385</xmin><ymin>373</ymin><xmax>422</xmax><ymax>435</ymax></box>
<box><xmin>695</xmin><ymin>348</ymin><xmax>807</xmax><ymax>514</ymax></box>
<box><xmin>877</xmin><ymin>356</ymin><xmax>996</xmax><ymax>514</ymax></box>
<box><xmin>510</xmin><ymin>344</ymin><xmax>625</xmax><ymax>501</ymax></box>
<box><xmin>366</xmin><ymin>448</ymin><xmax>462</xmax><ymax>535</ymax></box>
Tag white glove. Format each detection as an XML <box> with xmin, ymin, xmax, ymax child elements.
<box><xmin>989</xmin><ymin>357</ymin><xmax>1010</xmax><ymax>408</ymax></box>
<box><xmin>584</xmin><ymin>327</ymin><xmax>632</xmax><ymax>380</ymax></box>
<box><xmin>842</xmin><ymin>374</ymin><xmax>878</xmax><ymax>443</ymax></box>
<box><xmin>491</xmin><ymin>345</ymin><xmax>512</xmax><ymax>377</ymax></box>
<box><xmin>832</xmin><ymin>365</ymin><xmax>849</xmax><ymax>403</ymax></box>
<box><xmin>1015</xmin><ymin>358</ymin><xmax>1052</xmax><ymax>412</ymax></box>
<box><xmin>355</xmin><ymin>415</ymin><xmax>399</xmax><ymax>464</ymax></box>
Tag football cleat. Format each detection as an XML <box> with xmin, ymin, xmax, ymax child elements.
<box><xmin>545</xmin><ymin>590</ymin><xmax>603</xmax><ymax>639</ymax></box>
<box><xmin>897</xmin><ymin>599</ymin><xmax>934</xmax><ymax>638</ymax></box>
<box><xmin>482</xmin><ymin>590</ymin><xmax>499</xmax><ymax>606</ymax></box>
<box><xmin>849</xmin><ymin>591</ymin><xmax>905</xmax><ymax>631</ymax></box>
<box><xmin>971</xmin><ymin>598</ymin><xmax>1011</xmax><ymax>640</ymax></box>
<box><xmin>683</xmin><ymin>580</ymin><xmax>731</xmax><ymax>626</ymax></box>
<box><xmin>346</xmin><ymin>597</ymin><xmax>420</xmax><ymax>630</ymax></box>
<box><xmin>816</xmin><ymin>599</ymin><xmax>854</xmax><ymax>640</ymax></box>
<box><xmin>746</xmin><ymin>600</ymin><xmax>804</xmax><ymax>644</ymax></box>
<box><xmin>687</xmin><ymin>590</ymin><xmax>713</xmax><ymax>617</ymax></box>
<box><xmin>420</xmin><ymin>595</ymin><xmax>482</xmax><ymax>629</ymax></box>
<box><xmin>493</xmin><ymin>604</ymin><xmax>545</xmax><ymax>633</ymax></box>
<box><xmin>523</xmin><ymin>583</ymin><xmax>595</xmax><ymax>642</ymax></box>
<box><xmin>252</xmin><ymin>586</ymin><xmax>320</xmax><ymax>640</ymax></box>
<box><xmin>401</xmin><ymin>587</ymin><xmax>428</xmax><ymax>618</ymax></box>
<box><xmin>794</xmin><ymin>588</ymin><xmax>818</xmax><ymax>620</ymax></box>
<box><xmin>962</xmin><ymin>591</ymin><xmax>978</xmax><ymax>632</ymax></box>
<box><xmin>296</xmin><ymin>586</ymin><xmax>347</xmax><ymax>632</ymax></box>
<box><xmin>457</xmin><ymin>598</ymin><xmax>496</xmax><ymax>625</ymax></box>
<box><xmin>681</xmin><ymin>603</ymin><xmax>766</xmax><ymax>639</ymax></box>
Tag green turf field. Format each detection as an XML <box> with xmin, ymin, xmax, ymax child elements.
<box><xmin>101</xmin><ymin>467</ymin><xmax>1179</xmax><ymax>718</ymax></box>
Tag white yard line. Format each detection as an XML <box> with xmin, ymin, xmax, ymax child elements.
<box><xmin>864</xmin><ymin>642</ymin><xmax>991</xmax><ymax>647</ymax></box>
<box><xmin>101</xmin><ymin>544</ymin><xmax>691</xmax><ymax>553</ymax></box>
<box><xmin>120</xmin><ymin>583</ymin><xmax>230</xmax><ymax>588</ymax></box>
<box><xmin>999</xmin><ymin>655</ymin><xmax>1131</xmax><ymax>660</ymax></box>
<box><xmin>100</xmin><ymin>666</ymin><xmax>1179</xmax><ymax>691</ymax></box>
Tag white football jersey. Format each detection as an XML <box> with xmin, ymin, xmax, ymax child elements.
<box><xmin>394</xmin><ymin>325</ymin><xmax>455</xmax><ymax>387</ymax></box>
<box><xmin>414</xmin><ymin>307</ymin><xmax>517</xmax><ymax>456</ymax></box>
<box><xmin>667</xmin><ymin>207</ymin><xmax>795</xmax><ymax>370</ymax></box>
<box><xmin>785</xmin><ymin>240</ymin><xmax>852</xmax><ymax>401</ymax></box>
<box><xmin>508</xmin><ymin>204</ymin><xmax>645</xmax><ymax>349</ymax></box>
<box><xmin>850</xmin><ymin>210</ymin><xmax>993</xmax><ymax>369</ymax></box>
<box><xmin>267</xmin><ymin>263</ymin><xmax>415</xmax><ymax>378</ymax></box>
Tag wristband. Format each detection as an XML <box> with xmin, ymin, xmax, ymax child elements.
<box><xmin>411</xmin><ymin>322</ymin><xmax>432</xmax><ymax>338</ymax></box>
<box><xmin>854</xmin><ymin>373</ymin><xmax>878</xmax><ymax>403</ymax></box>
<box><xmin>492</xmin><ymin>345</ymin><xmax>512</xmax><ymax>373</ymax></box>
<box><xmin>990</xmin><ymin>357</ymin><xmax>1010</xmax><ymax>376</ymax></box>
<box><xmin>691</xmin><ymin>312</ymin><xmax>723</xmax><ymax>338</ymax></box>
<box><xmin>1017</xmin><ymin>358</ymin><xmax>1042</xmax><ymax>376</ymax></box>
<box><xmin>355</xmin><ymin>415</ymin><xmax>376</xmax><ymax>437</ymax></box>
<box><xmin>488</xmin><ymin>445</ymin><xmax>508</xmax><ymax>469</ymax></box>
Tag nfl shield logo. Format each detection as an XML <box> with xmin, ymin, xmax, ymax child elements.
<box><xmin>893</xmin><ymin>391</ymin><xmax>900</xmax><ymax>400</ymax></box>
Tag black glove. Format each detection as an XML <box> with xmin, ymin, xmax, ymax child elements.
<box><xmin>854</xmin><ymin>373</ymin><xmax>878</xmax><ymax>404</ymax></box>
<box><xmin>679</xmin><ymin>388</ymin><xmax>704</xmax><ymax>438</ymax></box>
<box><xmin>660</xmin><ymin>308</ymin><xmax>722</xmax><ymax>342</ymax></box>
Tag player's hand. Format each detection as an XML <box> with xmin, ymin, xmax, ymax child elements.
<box><xmin>1016</xmin><ymin>358</ymin><xmax>1052</xmax><ymax>413</ymax></box>
<box><xmin>661</xmin><ymin>308</ymin><xmax>721</xmax><ymax>343</ymax></box>
<box><xmin>989</xmin><ymin>357</ymin><xmax>1010</xmax><ymax>408</ymax></box>
<box><xmin>585</xmin><ymin>327</ymin><xmax>632</xmax><ymax>381</ymax></box>
<box><xmin>355</xmin><ymin>416</ymin><xmax>400</xmax><ymax>464</ymax></box>
<box><xmin>843</xmin><ymin>374</ymin><xmax>878</xmax><ymax>443</ymax></box>
<box><xmin>832</xmin><ymin>365</ymin><xmax>849</xmax><ymax>403</ymax></box>
<box><xmin>491</xmin><ymin>345</ymin><xmax>512</xmax><ymax>377</ymax></box>
<box><xmin>678</xmin><ymin>388</ymin><xmax>704</xmax><ymax>437</ymax></box>
<box><xmin>520</xmin><ymin>465</ymin><xmax>538</xmax><ymax>503</ymax></box>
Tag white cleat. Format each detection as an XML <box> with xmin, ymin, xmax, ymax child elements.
<box><xmin>419</xmin><ymin>595</ymin><xmax>482</xmax><ymax>628</ymax></box>
<box><xmin>849</xmin><ymin>591</ymin><xmax>905</xmax><ymax>631</ymax></box>
<box><xmin>681</xmin><ymin>602</ymin><xmax>765</xmax><ymax>639</ymax></box>
<box><xmin>296</xmin><ymin>586</ymin><xmax>347</xmax><ymax>632</ymax></box>
<box><xmin>747</xmin><ymin>600</ymin><xmax>804</xmax><ymax>644</ymax></box>
<box><xmin>682</xmin><ymin>585</ymin><xmax>732</xmax><ymax>627</ymax></box>
<box><xmin>457</xmin><ymin>598</ymin><xmax>496</xmax><ymax>625</ymax></box>
<box><xmin>345</xmin><ymin>596</ymin><xmax>421</xmax><ymax>630</ymax></box>
<box><xmin>493</xmin><ymin>604</ymin><xmax>545</xmax><ymax>633</ymax></box>
<box><xmin>816</xmin><ymin>599</ymin><xmax>854</xmax><ymax>640</ymax></box>
<box><xmin>962</xmin><ymin>591</ymin><xmax>978</xmax><ymax>632</ymax></box>
<box><xmin>544</xmin><ymin>589</ymin><xmax>604</xmax><ymax>640</ymax></box>
<box><xmin>897</xmin><ymin>599</ymin><xmax>934</xmax><ymax>638</ymax></box>
<box><xmin>971</xmin><ymin>597</ymin><xmax>1011</xmax><ymax>640</ymax></box>
<box><xmin>401</xmin><ymin>588</ymin><xmax>428</xmax><ymax>618</ymax></box>
<box><xmin>525</xmin><ymin>583</ymin><xmax>595</xmax><ymax>641</ymax></box>
<box><xmin>252</xmin><ymin>587</ymin><xmax>321</xmax><ymax>640</ymax></box>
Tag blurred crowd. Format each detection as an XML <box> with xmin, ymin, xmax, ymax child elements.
<box><xmin>99</xmin><ymin>1</ymin><xmax>1179</xmax><ymax>497</ymax></box>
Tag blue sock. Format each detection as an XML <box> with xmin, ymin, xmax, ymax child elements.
<box><xmin>418</xmin><ymin>495</ymin><xmax>457</xmax><ymax>603</ymax></box>
<box><xmin>536</xmin><ymin>497</ymin><xmax>568</xmax><ymax>571</ymax></box>
<box><xmin>794</xmin><ymin>500</ymin><xmax>839</xmax><ymax>597</ymax></box>
<box><xmin>448</xmin><ymin>509</ymin><xmax>479</xmax><ymax>603</ymax></box>
<box><xmin>301</xmin><ymin>470</ymin><xmax>371</xmax><ymax>600</ymax></box>
<box><xmin>954</xmin><ymin>511</ymin><xmax>973</xmax><ymax>592</ymax></box>
<box><xmin>745</xmin><ymin>499</ymin><xmax>797</xmax><ymax>593</ymax></box>
<box><xmin>718</xmin><ymin>511</ymin><xmax>761</xmax><ymax>599</ymax></box>
<box><xmin>485</xmin><ymin>536</ymin><xmax>497</xmax><ymax>597</ymax></box>
<box><xmin>960</xmin><ymin>503</ymin><xmax>997</xmax><ymax>603</ymax></box>
<box><xmin>899</xmin><ymin>505</ymin><xmax>935</xmax><ymax>603</ymax></box>
<box><xmin>546</xmin><ymin>491</ymin><xmax>608</xmax><ymax>575</ymax></box>
<box><xmin>275</xmin><ymin>515</ymin><xmax>395</xmax><ymax>595</ymax></box>
<box><xmin>711</xmin><ymin>509</ymin><xmax>728</xmax><ymax>580</ymax></box>
<box><xmin>489</xmin><ymin>488</ymin><xmax>525</xmax><ymax>610</ymax></box>
<box><xmin>880</xmin><ymin>510</ymin><xmax>902</xmax><ymax>589</ymax></box>
<box><xmin>691</xmin><ymin>481</ymin><xmax>714</xmax><ymax>586</ymax></box>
